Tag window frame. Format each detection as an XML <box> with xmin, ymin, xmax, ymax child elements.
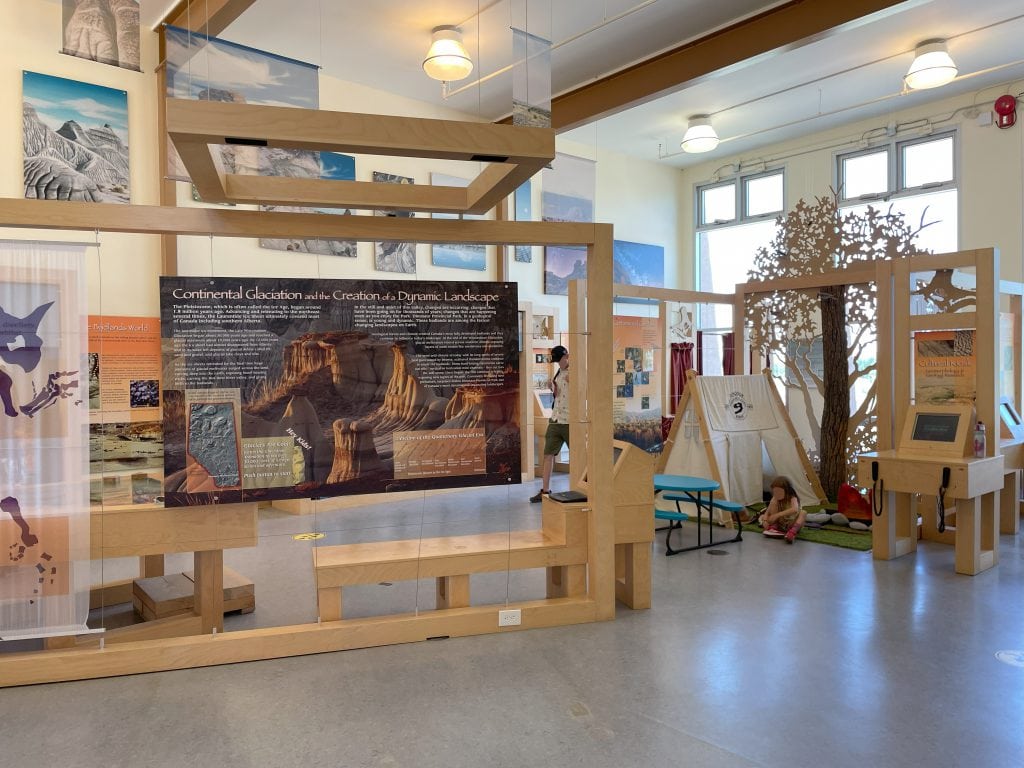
<box><xmin>696</xmin><ymin>167</ymin><xmax>785</xmax><ymax>230</ymax></box>
<box><xmin>835</xmin><ymin>129</ymin><xmax>958</xmax><ymax>204</ymax></box>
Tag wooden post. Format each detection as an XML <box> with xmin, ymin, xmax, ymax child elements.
<box><xmin>193</xmin><ymin>549</ymin><xmax>224</xmax><ymax>634</ymax></box>
<box><xmin>586</xmin><ymin>225</ymin><xmax>616</xmax><ymax>621</ymax></box>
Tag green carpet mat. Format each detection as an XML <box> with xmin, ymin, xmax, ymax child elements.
<box><xmin>742</xmin><ymin>503</ymin><xmax>872</xmax><ymax>551</ymax></box>
<box><xmin>740</xmin><ymin>522</ymin><xmax>872</xmax><ymax>551</ymax></box>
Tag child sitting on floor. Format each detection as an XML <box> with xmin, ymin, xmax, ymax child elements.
<box><xmin>758</xmin><ymin>475</ymin><xmax>805</xmax><ymax>544</ymax></box>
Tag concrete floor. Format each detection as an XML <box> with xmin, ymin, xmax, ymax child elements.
<box><xmin>2</xmin><ymin>483</ymin><xmax>1024</xmax><ymax>767</ymax></box>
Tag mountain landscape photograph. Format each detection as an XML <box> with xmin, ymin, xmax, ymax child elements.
<box><xmin>23</xmin><ymin>71</ymin><xmax>129</xmax><ymax>204</ymax></box>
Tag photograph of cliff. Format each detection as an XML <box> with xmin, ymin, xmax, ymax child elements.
<box><xmin>62</xmin><ymin>0</ymin><xmax>140</xmax><ymax>71</ymax></box>
<box><xmin>373</xmin><ymin>172</ymin><xmax>417</xmax><ymax>274</ymax></box>
<box><xmin>23</xmin><ymin>71</ymin><xmax>129</xmax><ymax>204</ymax></box>
<box><xmin>260</xmin><ymin>152</ymin><xmax>358</xmax><ymax>257</ymax></box>
<box><xmin>160</xmin><ymin>278</ymin><xmax>521</xmax><ymax>507</ymax></box>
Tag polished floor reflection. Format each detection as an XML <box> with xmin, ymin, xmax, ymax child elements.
<box><xmin>2</xmin><ymin>483</ymin><xmax>1024</xmax><ymax>767</ymax></box>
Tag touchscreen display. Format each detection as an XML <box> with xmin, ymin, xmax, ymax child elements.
<box><xmin>912</xmin><ymin>412</ymin><xmax>960</xmax><ymax>442</ymax></box>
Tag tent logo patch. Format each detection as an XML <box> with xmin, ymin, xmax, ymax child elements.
<box><xmin>726</xmin><ymin>391</ymin><xmax>753</xmax><ymax>420</ymax></box>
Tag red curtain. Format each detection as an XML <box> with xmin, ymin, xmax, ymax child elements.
<box><xmin>670</xmin><ymin>342</ymin><xmax>693</xmax><ymax>414</ymax></box>
<box><xmin>722</xmin><ymin>332</ymin><xmax>735</xmax><ymax>375</ymax></box>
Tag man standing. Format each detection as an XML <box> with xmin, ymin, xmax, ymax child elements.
<box><xmin>531</xmin><ymin>345</ymin><xmax>569</xmax><ymax>503</ymax></box>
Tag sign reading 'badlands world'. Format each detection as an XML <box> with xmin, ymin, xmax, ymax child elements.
<box><xmin>159</xmin><ymin>278</ymin><xmax>520</xmax><ymax>507</ymax></box>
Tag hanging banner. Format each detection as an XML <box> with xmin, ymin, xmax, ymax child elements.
<box><xmin>613</xmin><ymin>315</ymin><xmax>664</xmax><ymax>452</ymax></box>
<box><xmin>511</xmin><ymin>24</ymin><xmax>551</xmax><ymax>128</ymax></box>
<box><xmin>0</xmin><ymin>243</ymin><xmax>89</xmax><ymax>639</ymax></box>
<box><xmin>160</xmin><ymin>278</ymin><xmax>521</xmax><ymax>507</ymax></box>
<box><xmin>62</xmin><ymin>0</ymin><xmax>141</xmax><ymax>72</ymax></box>
<box><xmin>163</xmin><ymin>25</ymin><xmax>320</xmax><ymax>183</ymax></box>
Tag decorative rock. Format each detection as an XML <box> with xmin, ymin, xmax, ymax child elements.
<box><xmin>806</xmin><ymin>512</ymin><xmax>830</xmax><ymax>524</ymax></box>
<box><xmin>849</xmin><ymin>521</ymin><xmax>870</xmax><ymax>531</ymax></box>
<box><xmin>830</xmin><ymin>512</ymin><xmax>850</xmax><ymax>527</ymax></box>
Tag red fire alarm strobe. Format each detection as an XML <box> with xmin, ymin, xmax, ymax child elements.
<box><xmin>994</xmin><ymin>95</ymin><xmax>1017</xmax><ymax>129</ymax></box>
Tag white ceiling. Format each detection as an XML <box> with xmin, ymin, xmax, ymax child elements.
<box><xmin>140</xmin><ymin>0</ymin><xmax>1024</xmax><ymax>168</ymax></box>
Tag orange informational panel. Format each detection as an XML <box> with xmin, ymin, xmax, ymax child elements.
<box><xmin>88</xmin><ymin>315</ymin><xmax>162</xmax><ymax>422</ymax></box>
<box><xmin>612</xmin><ymin>314</ymin><xmax>663</xmax><ymax>452</ymax></box>
<box><xmin>913</xmin><ymin>329</ymin><xmax>976</xmax><ymax>405</ymax></box>
<box><xmin>87</xmin><ymin>316</ymin><xmax>163</xmax><ymax>506</ymax></box>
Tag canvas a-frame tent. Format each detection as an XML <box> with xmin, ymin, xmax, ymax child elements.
<box><xmin>657</xmin><ymin>371</ymin><xmax>826</xmax><ymax>521</ymax></box>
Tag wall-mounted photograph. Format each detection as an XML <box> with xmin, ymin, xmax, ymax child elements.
<box><xmin>23</xmin><ymin>71</ymin><xmax>129</xmax><ymax>203</ymax></box>
<box><xmin>431</xmin><ymin>173</ymin><xmax>486</xmax><ymax>271</ymax></box>
<box><xmin>261</xmin><ymin>152</ymin><xmax>358</xmax><ymax>257</ymax></box>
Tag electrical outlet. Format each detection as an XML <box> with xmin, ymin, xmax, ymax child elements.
<box><xmin>498</xmin><ymin>609</ymin><xmax>521</xmax><ymax>627</ymax></box>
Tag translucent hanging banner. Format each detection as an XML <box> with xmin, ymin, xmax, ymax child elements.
<box><xmin>62</xmin><ymin>0</ymin><xmax>141</xmax><ymax>72</ymax></box>
<box><xmin>163</xmin><ymin>25</ymin><xmax>320</xmax><ymax>183</ymax></box>
<box><xmin>510</xmin><ymin>0</ymin><xmax>552</xmax><ymax>128</ymax></box>
<box><xmin>0</xmin><ymin>242</ymin><xmax>90</xmax><ymax>640</ymax></box>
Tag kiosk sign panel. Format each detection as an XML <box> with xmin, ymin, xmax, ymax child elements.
<box><xmin>159</xmin><ymin>277</ymin><xmax>520</xmax><ymax>507</ymax></box>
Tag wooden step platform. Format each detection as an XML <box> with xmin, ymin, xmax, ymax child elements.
<box><xmin>313</xmin><ymin>505</ymin><xmax>587</xmax><ymax>621</ymax></box>
<box><xmin>133</xmin><ymin>567</ymin><xmax>255</xmax><ymax>621</ymax></box>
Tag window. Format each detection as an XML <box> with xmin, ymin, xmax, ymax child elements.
<box><xmin>836</xmin><ymin>131</ymin><xmax>958</xmax><ymax>253</ymax></box>
<box><xmin>696</xmin><ymin>169</ymin><xmax>784</xmax><ymax>329</ymax></box>
<box><xmin>696</xmin><ymin>168</ymin><xmax>783</xmax><ymax>287</ymax></box>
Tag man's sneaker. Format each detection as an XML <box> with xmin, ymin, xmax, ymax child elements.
<box><xmin>530</xmin><ymin>490</ymin><xmax>548</xmax><ymax>503</ymax></box>
<box><xmin>785</xmin><ymin>527</ymin><xmax>799</xmax><ymax>544</ymax></box>
<box><xmin>763</xmin><ymin>526</ymin><xmax>785</xmax><ymax>538</ymax></box>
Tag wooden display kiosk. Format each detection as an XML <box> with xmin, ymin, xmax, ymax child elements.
<box><xmin>859</xmin><ymin>248</ymin><xmax>1006</xmax><ymax>575</ymax></box>
<box><xmin>857</xmin><ymin>403</ymin><xmax>1004</xmax><ymax>574</ymax></box>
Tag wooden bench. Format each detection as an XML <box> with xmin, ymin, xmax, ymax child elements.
<box><xmin>313</xmin><ymin>505</ymin><xmax>587</xmax><ymax>621</ymax></box>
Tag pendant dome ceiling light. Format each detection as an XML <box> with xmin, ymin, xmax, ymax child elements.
<box><xmin>681</xmin><ymin>115</ymin><xmax>719</xmax><ymax>153</ymax></box>
<box><xmin>904</xmin><ymin>39</ymin><xmax>957</xmax><ymax>90</ymax></box>
<box><xmin>423</xmin><ymin>25</ymin><xmax>474</xmax><ymax>82</ymax></box>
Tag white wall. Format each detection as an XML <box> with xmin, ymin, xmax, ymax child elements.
<box><xmin>677</xmin><ymin>87</ymin><xmax>1024</xmax><ymax>284</ymax></box>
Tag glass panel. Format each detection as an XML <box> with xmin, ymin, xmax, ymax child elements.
<box><xmin>697</xmin><ymin>217</ymin><xmax>778</xmax><ymax>291</ymax></box>
<box><xmin>908</xmin><ymin>267</ymin><xmax>976</xmax><ymax>316</ymax></box>
<box><xmin>842</xmin><ymin>189</ymin><xmax>958</xmax><ymax>256</ymax></box>
<box><xmin>841</xmin><ymin>150</ymin><xmax>888</xmax><ymax>199</ymax></box>
<box><xmin>902</xmin><ymin>136</ymin><xmax>954</xmax><ymax>189</ymax></box>
<box><xmin>745</xmin><ymin>173</ymin><xmax>783</xmax><ymax>217</ymax></box>
<box><xmin>699</xmin><ymin>183</ymin><xmax>736</xmax><ymax>224</ymax></box>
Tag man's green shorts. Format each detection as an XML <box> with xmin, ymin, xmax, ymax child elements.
<box><xmin>543</xmin><ymin>421</ymin><xmax>570</xmax><ymax>455</ymax></box>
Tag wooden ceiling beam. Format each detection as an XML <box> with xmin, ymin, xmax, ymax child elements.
<box><xmin>0</xmin><ymin>199</ymin><xmax>597</xmax><ymax>246</ymax></box>
<box><xmin>159</xmin><ymin>0</ymin><xmax>257</xmax><ymax>36</ymax></box>
<box><xmin>549</xmin><ymin>0</ymin><xmax>913</xmax><ymax>130</ymax></box>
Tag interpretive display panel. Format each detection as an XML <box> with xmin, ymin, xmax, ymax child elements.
<box><xmin>160</xmin><ymin>278</ymin><xmax>520</xmax><ymax>507</ymax></box>
<box><xmin>87</xmin><ymin>315</ymin><xmax>163</xmax><ymax>506</ymax></box>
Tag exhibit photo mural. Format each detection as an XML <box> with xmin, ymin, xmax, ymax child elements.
<box><xmin>260</xmin><ymin>152</ymin><xmax>358</xmax><ymax>257</ymax></box>
<box><xmin>513</xmin><ymin>181</ymin><xmax>533</xmax><ymax>263</ymax></box>
<box><xmin>613</xmin><ymin>315</ymin><xmax>664</xmax><ymax>453</ymax></box>
<box><xmin>23</xmin><ymin>71</ymin><xmax>130</xmax><ymax>204</ymax></box>
<box><xmin>61</xmin><ymin>0</ymin><xmax>141</xmax><ymax>72</ymax></box>
<box><xmin>373</xmin><ymin>172</ymin><xmax>417</xmax><ymax>274</ymax></box>
<box><xmin>160</xmin><ymin>278</ymin><xmax>521</xmax><ymax>507</ymax></box>
<box><xmin>430</xmin><ymin>173</ymin><xmax>486</xmax><ymax>271</ymax></box>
